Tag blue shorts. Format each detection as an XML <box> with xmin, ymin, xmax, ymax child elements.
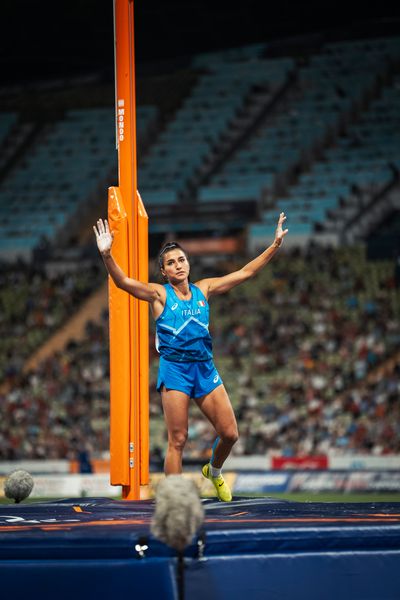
<box><xmin>157</xmin><ymin>357</ymin><xmax>223</xmax><ymax>398</ymax></box>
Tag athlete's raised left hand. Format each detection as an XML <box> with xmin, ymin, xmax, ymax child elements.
<box><xmin>274</xmin><ymin>212</ymin><xmax>288</xmax><ymax>247</ymax></box>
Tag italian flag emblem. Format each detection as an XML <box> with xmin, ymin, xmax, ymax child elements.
<box><xmin>197</xmin><ymin>300</ymin><xmax>205</xmax><ymax>307</ymax></box>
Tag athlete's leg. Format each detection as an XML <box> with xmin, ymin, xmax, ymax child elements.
<box><xmin>161</xmin><ymin>387</ymin><xmax>191</xmax><ymax>475</ymax></box>
<box><xmin>195</xmin><ymin>384</ymin><xmax>239</xmax><ymax>468</ymax></box>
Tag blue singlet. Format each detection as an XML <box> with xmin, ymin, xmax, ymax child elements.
<box><xmin>155</xmin><ymin>282</ymin><xmax>213</xmax><ymax>362</ymax></box>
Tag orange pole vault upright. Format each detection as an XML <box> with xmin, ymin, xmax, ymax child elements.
<box><xmin>108</xmin><ymin>0</ymin><xmax>149</xmax><ymax>500</ymax></box>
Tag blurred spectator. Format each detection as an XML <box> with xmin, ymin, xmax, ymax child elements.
<box><xmin>0</xmin><ymin>258</ymin><xmax>105</xmax><ymax>381</ymax></box>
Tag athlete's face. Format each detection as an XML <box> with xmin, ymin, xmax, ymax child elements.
<box><xmin>161</xmin><ymin>249</ymin><xmax>190</xmax><ymax>282</ymax></box>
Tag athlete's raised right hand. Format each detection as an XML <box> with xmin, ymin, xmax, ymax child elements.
<box><xmin>93</xmin><ymin>218</ymin><xmax>114</xmax><ymax>255</ymax></box>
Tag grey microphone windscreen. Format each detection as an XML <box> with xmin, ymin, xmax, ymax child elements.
<box><xmin>4</xmin><ymin>470</ymin><xmax>34</xmax><ymax>503</ymax></box>
<box><xmin>151</xmin><ymin>475</ymin><xmax>204</xmax><ymax>551</ymax></box>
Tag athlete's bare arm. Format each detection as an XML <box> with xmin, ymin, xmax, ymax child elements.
<box><xmin>196</xmin><ymin>212</ymin><xmax>288</xmax><ymax>299</ymax></box>
<box><xmin>93</xmin><ymin>218</ymin><xmax>166</xmax><ymax>316</ymax></box>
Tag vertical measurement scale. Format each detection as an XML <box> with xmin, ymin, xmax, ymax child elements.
<box><xmin>109</xmin><ymin>0</ymin><xmax>149</xmax><ymax>500</ymax></box>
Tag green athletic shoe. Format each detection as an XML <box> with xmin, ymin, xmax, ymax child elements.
<box><xmin>202</xmin><ymin>463</ymin><xmax>232</xmax><ymax>502</ymax></box>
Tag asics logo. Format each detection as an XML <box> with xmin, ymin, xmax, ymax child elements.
<box><xmin>171</xmin><ymin>303</ymin><xmax>178</xmax><ymax>310</ymax></box>
<box><xmin>213</xmin><ymin>375</ymin><xmax>219</xmax><ymax>383</ymax></box>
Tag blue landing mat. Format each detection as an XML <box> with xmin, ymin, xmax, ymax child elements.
<box><xmin>1</xmin><ymin>497</ymin><xmax>400</xmax><ymax>599</ymax></box>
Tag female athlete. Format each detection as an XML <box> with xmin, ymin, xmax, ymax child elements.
<box><xmin>94</xmin><ymin>212</ymin><xmax>288</xmax><ymax>501</ymax></box>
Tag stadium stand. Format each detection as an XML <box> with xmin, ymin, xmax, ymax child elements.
<box><xmin>0</xmin><ymin>112</ymin><xmax>18</xmax><ymax>145</ymax></box>
<box><xmin>0</xmin><ymin>105</ymin><xmax>158</xmax><ymax>261</ymax></box>
<box><xmin>0</xmin><ymin>112</ymin><xmax>36</xmax><ymax>174</ymax></box>
<box><xmin>0</xmin><ymin>258</ymin><xmax>106</xmax><ymax>384</ymax></box>
<box><xmin>247</xmin><ymin>35</ymin><xmax>400</xmax><ymax>248</ymax></box>
<box><xmin>276</xmin><ymin>72</ymin><xmax>400</xmax><ymax>233</ymax></box>
<box><xmin>0</xmin><ymin>29</ymin><xmax>399</xmax><ymax>467</ymax></box>
<box><xmin>1</xmin><ymin>242</ymin><xmax>399</xmax><ymax>462</ymax></box>
<box><xmin>138</xmin><ymin>43</ymin><xmax>295</xmax><ymax>233</ymax></box>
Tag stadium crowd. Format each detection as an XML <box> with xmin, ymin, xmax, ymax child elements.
<box><xmin>0</xmin><ymin>242</ymin><xmax>399</xmax><ymax>463</ymax></box>
<box><xmin>0</xmin><ymin>248</ymin><xmax>104</xmax><ymax>383</ymax></box>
